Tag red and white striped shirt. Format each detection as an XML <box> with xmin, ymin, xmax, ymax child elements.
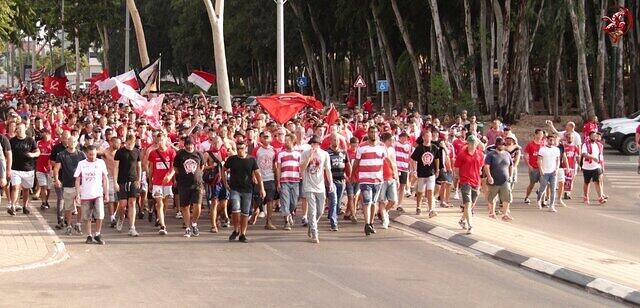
<box><xmin>394</xmin><ymin>141</ymin><xmax>412</xmax><ymax>172</ymax></box>
<box><xmin>277</xmin><ymin>150</ymin><xmax>301</xmax><ymax>183</ymax></box>
<box><xmin>356</xmin><ymin>144</ymin><xmax>387</xmax><ymax>184</ymax></box>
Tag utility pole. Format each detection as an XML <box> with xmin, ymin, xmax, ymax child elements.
<box><xmin>61</xmin><ymin>0</ymin><xmax>65</xmax><ymax>65</ymax></box>
<box><xmin>275</xmin><ymin>0</ymin><xmax>287</xmax><ymax>94</ymax></box>
<box><xmin>125</xmin><ymin>1</ymin><xmax>130</xmax><ymax>71</ymax></box>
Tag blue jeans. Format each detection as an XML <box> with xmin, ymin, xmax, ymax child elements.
<box><xmin>359</xmin><ymin>183</ymin><xmax>381</xmax><ymax>206</ymax></box>
<box><xmin>279</xmin><ymin>182</ymin><xmax>299</xmax><ymax>216</ymax></box>
<box><xmin>326</xmin><ymin>180</ymin><xmax>345</xmax><ymax>228</ymax></box>
<box><xmin>537</xmin><ymin>172</ymin><xmax>557</xmax><ymax>206</ymax></box>
<box><xmin>229</xmin><ymin>190</ymin><xmax>253</xmax><ymax>216</ymax></box>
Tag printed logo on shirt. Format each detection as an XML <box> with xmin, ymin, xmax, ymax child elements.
<box><xmin>421</xmin><ymin>152</ymin><xmax>434</xmax><ymax>166</ymax></box>
<box><xmin>308</xmin><ymin>158</ymin><xmax>321</xmax><ymax>174</ymax></box>
<box><xmin>183</xmin><ymin>158</ymin><xmax>198</xmax><ymax>174</ymax></box>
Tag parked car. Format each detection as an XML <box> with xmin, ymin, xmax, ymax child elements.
<box><xmin>603</xmin><ymin>120</ymin><xmax>639</xmax><ymax>155</ymax></box>
<box><xmin>600</xmin><ymin>110</ymin><xmax>640</xmax><ymax>130</ymax></box>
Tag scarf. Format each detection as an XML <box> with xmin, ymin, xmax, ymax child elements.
<box><xmin>584</xmin><ymin>141</ymin><xmax>603</xmax><ymax>164</ymax></box>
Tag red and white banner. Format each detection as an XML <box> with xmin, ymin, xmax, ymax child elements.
<box><xmin>98</xmin><ymin>70</ymin><xmax>139</xmax><ymax>100</ymax></box>
<box><xmin>187</xmin><ymin>70</ymin><xmax>216</xmax><ymax>92</ymax></box>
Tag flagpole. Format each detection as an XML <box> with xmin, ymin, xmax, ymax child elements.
<box><xmin>60</xmin><ymin>0</ymin><xmax>65</xmax><ymax>66</ymax></box>
<box><xmin>158</xmin><ymin>53</ymin><xmax>161</xmax><ymax>92</ymax></box>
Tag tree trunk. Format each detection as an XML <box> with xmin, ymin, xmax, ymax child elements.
<box><xmin>463</xmin><ymin>0</ymin><xmax>478</xmax><ymax>103</ymax></box>
<box><xmin>126</xmin><ymin>0</ymin><xmax>149</xmax><ymax>66</ymax></box>
<box><xmin>290</xmin><ymin>0</ymin><xmax>325</xmax><ymax>99</ymax></box>
<box><xmin>371</xmin><ymin>1</ymin><xmax>402</xmax><ymax>106</ymax></box>
<box><xmin>480</xmin><ymin>0</ymin><xmax>495</xmax><ymax>115</ymax></box>
<box><xmin>75</xmin><ymin>30</ymin><xmax>81</xmax><ymax>92</ymax></box>
<box><xmin>593</xmin><ymin>0</ymin><xmax>608</xmax><ymax>118</ymax></box>
<box><xmin>366</xmin><ymin>19</ymin><xmax>380</xmax><ymax>85</ymax></box>
<box><xmin>614</xmin><ymin>0</ymin><xmax>626</xmax><ymax>116</ymax></box>
<box><xmin>427</xmin><ymin>0</ymin><xmax>453</xmax><ymax>92</ymax></box>
<box><xmin>306</xmin><ymin>2</ymin><xmax>330</xmax><ymax>103</ymax></box>
<box><xmin>552</xmin><ymin>36</ymin><xmax>564</xmax><ymax>122</ymax></box>
<box><xmin>493</xmin><ymin>0</ymin><xmax>511</xmax><ymax>113</ymax></box>
<box><xmin>567</xmin><ymin>0</ymin><xmax>595</xmax><ymax>118</ymax></box>
<box><xmin>391</xmin><ymin>0</ymin><xmax>425</xmax><ymax>109</ymax></box>
<box><xmin>442</xmin><ymin>21</ymin><xmax>465</xmax><ymax>95</ymax></box>
<box><xmin>96</xmin><ymin>24</ymin><xmax>110</xmax><ymax>73</ymax></box>
<box><xmin>203</xmin><ymin>0</ymin><xmax>232</xmax><ymax>112</ymax></box>
<box><xmin>374</xmin><ymin>21</ymin><xmax>395</xmax><ymax>111</ymax></box>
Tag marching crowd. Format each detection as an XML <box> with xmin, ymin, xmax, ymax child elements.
<box><xmin>0</xmin><ymin>91</ymin><xmax>608</xmax><ymax>245</ymax></box>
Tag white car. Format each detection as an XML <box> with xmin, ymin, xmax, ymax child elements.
<box><xmin>600</xmin><ymin>110</ymin><xmax>640</xmax><ymax>130</ymax></box>
<box><xmin>603</xmin><ymin>120</ymin><xmax>639</xmax><ymax>155</ymax></box>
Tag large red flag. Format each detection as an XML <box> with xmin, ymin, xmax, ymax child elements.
<box><xmin>256</xmin><ymin>93</ymin><xmax>324</xmax><ymax>124</ymax></box>
<box><xmin>44</xmin><ymin>76</ymin><xmax>68</xmax><ymax>97</ymax></box>
<box><xmin>88</xmin><ymin>70</ymin><xmax>109</xmax><ymax>95</ymax></box>
<box><xmin>325</xmin><ymin>104</ymin><xmax>339</xmax><ymax>125</ymax></box>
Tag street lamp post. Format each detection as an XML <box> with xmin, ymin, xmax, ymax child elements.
<box><xmin>125</xmin><ymin>2</ymin><xmax>130</xmax><ymax>71</ymax></box>
<box><xmin>276</xmin><ymin>0</ymin><xmax>287</xmax><ymax>94</ymax></box>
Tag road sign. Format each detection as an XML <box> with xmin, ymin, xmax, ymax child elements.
<box><xmin>377</xmin><ymin>80</ymin><xmax>389</xmax><ymax>93</ymax></box>
<box><xmin>296</xmin><ymin>76</ymin><xmax>309</xmax><ymax>87</ymax></box>
<box><xmin>353</xmin><ymin>75</ymin><xmax>367</xmax><ymax>88</ymax></box>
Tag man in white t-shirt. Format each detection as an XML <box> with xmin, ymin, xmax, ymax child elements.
<box><xmin>581</xmin><ymin>131</ymin><xmax>606</xmax><ymax>205</ymax></box>
<box><xmin>537</xmin><ymin>134</ymin><xmax>561</xmax><ymax>212</ymax></box>
<box><xmin>74</xmin><ymin>145</ymin><xmax>110</xmax><ymax>245</ymax></box>
<box><xmin>546</xmin><ymin>120</ymin><xmax>582</xmax><ymax>148</ymax></box>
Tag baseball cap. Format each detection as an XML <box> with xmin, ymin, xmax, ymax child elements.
<box><xmin>466</xmin><ymin>135</ymin><xmax>478</xmax><ymax>144</ymax></box>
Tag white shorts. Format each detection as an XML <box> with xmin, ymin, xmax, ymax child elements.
<box><xmin>11</xmin><ymin>170</ymin><xmax>35</xmax><ymax>189</ymax></box>
<box><xmin>36</xmin><ymin>172</ymin><xmax>53</xmax><ymax>189</ymax></box>
<box><xmin>152</xmin><ymin>185</ymin><xmax>173</xmax><ymax>198</ymax></box>
<box><xmin>557</xmin><ymin>169</ymin><xmax>566</xmax><ymax>183</ymax></box>
<box><xmin>416</xmin><ymin>176</ymin><xmax>436</xmax><ymax>192</ymax></box>
<box><xmin>140</xmin><ymin>172</ymin><xmax>148</xmax><ymax>192</ymax></box>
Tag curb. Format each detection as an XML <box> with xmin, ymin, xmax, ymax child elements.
<box><xmin>0</xmin><ymin>209</ymin><xmax>69</xmax><ymax>273</ymax></box>
<box><xmin>391</xmin><ymin>213</ymin><xmax>640</xmax><ymax>306</ymax></box>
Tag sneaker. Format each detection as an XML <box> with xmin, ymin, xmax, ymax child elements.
<box><xmin>364</xmin><ymin>224</ymin><xmax>371</xmax><ymax>236</ymax></box>
<box><xmin>369</xmin><ymin>224</ymin><xmax>376</xmax><ymax>234</ymax></box>
<box><xmin>239</xmin><ymin>234</ymin><xmax>248</xmax><ymax>243</ymax></box>
<box><xmin>428</xmin><ymin>210</ymin><xmax>438</xmax><ymax>218</ymax></box>
<box><xmin>524</xmin><ymin>198</ymin><xmax>531</xmax><ymax>204</ymax></box>
<box><xmin>6</xmin><ymin>206</ymin><xmax>15</xmax><ymax>216</ymax></box>
<box><xmin>85</xmin><ymin>235</ymin><xmax>95</xmax><ymax>244</ymax></box>
<box><xmin>416</xmin><ymin>208</ymin><xmax>422</xmax><ymax>215</ymax></box>
<box><xmin>229</xmin><ymin>231</ymin><xmax>239</xmax><ymax>241</ymax></box>
<box><xmin>147</xmin><ymin>210</ymin><xmax>154</xmax><ymax>223</ymax></box>
<box><xmin>548</xmin><ymin>206</ymin><xmax>557</xmax><ymax>213</ymax></box>
<box><xmin>22</xmin><ymin>206</ymin><xmax>31</xmax><ymax>215</ymax></box>
<box><xmin>301</xmin><ymin>216</ymin><xmax>309</xmax><ymax>227</ymax></box>
<box><xmin>396</xmin><ymin>206</ymin><xmax>404</xmax><ymax>213</ymax></box>
<box><xmin>221</xmin><ymin>218</ymin><xmax>229</xmax><ymax>228</ymax></box>
<box><xmin>330</xmin><ymin>226</ymin><xmax>338</xmax><ymax>232</ymax></box>
<box><xmin>458</xmin><ymin>219</ymin><xmax>466</xmax><ymax>230</ymax></box>
<box><xmin>467</xmin><ymin>225</ymin><xmax>473</xmax><ymax>234</ymax></box>
<box><xmin>109</xmin><ymin>218</ymin><xmax>117</xmax><ymax>228</ymax></box>
<box><xmin>183</xmin><ymin>228</ymin><xmax>192</xmax><ymax>238</ymax></box>
<box><xmin>265</xmin><ymin>221</ymin><xmax>277</xmax><ymax>230</ymax></box>
<box><xmin>64</xmin><ymin>226</ymin><xmax>73</xmax><ymax>236</ymax></box>
<box><xmin>258</xmin><ymin>211</ymin><xmax>266</xmax><ymax>218</ymax></box>
<box><xmin>453</xmin><ymin>190</ymin><xmax>460</xmax><ymax>200</ymax></box>
<box><xmin>158</xmin><ymin>226</ymin><xmax>167</xmax><ymax>235</ymax></box>
<box><xmin>284</xmin><ymin>222</ymin><xmax>292</xmax><ymax>231</ymax></box>
<box><xmin>598</xmin><ymin>197</ymin><xmax>607</xmax><ymax>205</ymax></box>
<box><xmin>73</xmin><ymin>224</ymin><xmax>83</xmax><ymax>235</ymax></box>
<box><xmin>94</xmin><ymin>234</ymin><xmax>105</xmax><ymax>245</ymax></box>
<box><xmin>381</xmin><ymin>212</ymin><xmax>389</xmax><ymax>229</ymax></box>
<box><xmin>536</xmin><ymin>200</ymin><xmax>542</xmax><ymax>209</ymax></box>
<box><xmin>192</xmin><ymin>225</ymin><xmax>200</xmax><ymax>237</ymax></box>
<box><xmin>40</xmin><ymin>203</ymin><xmax>47</xmax><ymax>210</ymax></box>
<box><xmin>175</xmin><ymin>211</ymin><xmax>183</xmax><ymax>219</ymax></box>
<box><xmin>116</xmin><ymin>218</ymin><xmax>124</xmax><ymax>231</ymax></box>
<box><xmin>128</xmin><ymin>228</ymin><xmax>139</xmax><ymax>237</ymax></box>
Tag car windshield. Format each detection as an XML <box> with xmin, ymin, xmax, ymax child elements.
<box><xmin>627</xmin><ymin>110</ymin><xmax>640</xmax><ymax>119</ymax></box>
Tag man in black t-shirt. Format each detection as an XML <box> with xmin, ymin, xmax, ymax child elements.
<box><xmin>172</xmin><ymin>137</ymin><xmax>205</xmax><ymax>238</ymax></box>
<box><xmin>223</xmin><ymin>141</ymin><xmax>264</xmax><ymax>243</ymax></box>
<box><xmin>54</xmin><ymin>136</ymin><xmax>86</xmax><ymax>234</ymax></box>
<box><xmin>410</xmin><ymin>129</ymin><xmax>440</xmax><ymax>217</ymax></box>
<box><xmin>7</xmin><ymin>123</ymin><xmax>40</xmax><ymax>216</ymax></box>
<box><xmin>50</xmin><ymin>130</ymin><xmax>70</xmax><ymax>226</ymax></box>
<box><xmin>113</xmin><ymin>134</ymin><xmax>142</xmax><ymax>237</ymax></box>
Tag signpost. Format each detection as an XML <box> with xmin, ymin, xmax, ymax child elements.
<box><xmin>376</xmin><ymin>80</ymin><xmax>389</xmax><ymax>111</ymax></box>
<box><xmin>296</xmin><ymin>76</ymin><xmax>309</xmax><ymax>93</ymax></box>
<box><xmin>353</xmin><ymin>74</ymin><xmax>367</xmax><ymax>107</ymax></box>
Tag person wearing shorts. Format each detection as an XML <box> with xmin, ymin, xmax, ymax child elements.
<box><xmin>454</xmin><ymin>135</ymin><xmax>485</xmax><ymax>234</ymax></box>
<box><xmin>523</xmin><ymin>129</ymin><xmax>545</xmax><ymax>204</ymax></box>
<box><xmin>223</xmin><ymin>141</ymin><xmax>264</xmax><ymax>243</ymax></box>
<box><xmin>54</xmin><ymin>136</ymin><xmax>86</xmax><ymax>235</ymax></box>
<box><xmin>36</xmin><ymin>129</ymin><xmax>54</xmax><ymax>209</ymax></box>
<box><xmin>113</xmin><ymin>134</ymin><xmax>142</xmax><ymax>237</ymax></box>
<box><xmin>410</xmin><ymin>128</ymin><xmax>440</xmax><ymax>218</ymax></box>
<box><xmin>173</xmin><ymin>137</ymin><xmax>205</xmax><ymax>238</ymax></box>
<box><xmin>581</xmin><ymin>132</ymin><xmax>606</xmax><ymax>205</ymax></box>
<box><xmin>147</xmin><ymin>132</ymin><xmax>176</xmax><ymax>235</ymax></box>
<box><xmin>484</xmin><ymin>137</ymin><xmax>514</xmax><ymax>221</ymax></box>
<box><xmin>394</xmin><ymin>132</ymin><xmax>412</xmax><ymax>212</ymax></box>
<box><xmin>378</xmin><ymin>132</ymin><xmax>398</xmax><ymax>229</ymax></box>
<box><xmin>74</xmin><ymin>145</ymin><xmax>109</xmax><ymax>245</ymax></box>
<box><xmin>8</xmin><ymin>123</ymin><xmax>40</xmax><ymax>216</ymax></box>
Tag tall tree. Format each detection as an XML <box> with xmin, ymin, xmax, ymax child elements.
<box><xmin>390</xmin><ymin>0</ymin><xmax>424</xmax><ymax>109</ymax></box>
<box><xmin>566</xmin><ymin>0</ymin><xmax>595</xmax><ymax>118</ymax></box>
<box><xmin>126</xmin><ymin>0</ymin><xmax>149</xmax><ymax>66</ymax></box>
<box><xmin>203</xmin><ymin>0</ymin><xmax>232</xmax><ymax>112</ymax></box>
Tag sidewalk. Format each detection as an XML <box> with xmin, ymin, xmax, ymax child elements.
<box><xmin>390</xmin><ymin>205</ymin><xmax>640</xmax><ymax>303</ymax></box>
<box><xmin>0</xmin><ymin>207</ymin><xmax>68</xmax><ymax>272</ymax></box>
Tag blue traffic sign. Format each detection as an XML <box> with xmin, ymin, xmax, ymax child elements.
<box><xmin>297</xmin><ymin>76</ymin><xmax>309</xmax><ymax>87</ymax></box>
<box><xmin>377</xmin><ymin>80</ymin><xmax>389</xmax><ymax>93</ymax></box>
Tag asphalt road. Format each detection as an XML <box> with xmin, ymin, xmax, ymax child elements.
<box><xmin>0</xmin><ymin>205</ymin><xmax>620</xmax><ymax>307</ymax></box>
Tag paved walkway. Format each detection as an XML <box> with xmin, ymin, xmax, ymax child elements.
<box><xmin>398</xmin><ymin>204</ymin><xmax>640</xmax><ymax>290</ymax></box>
<box><xmin>0</xmin><ymin>207</ymin><xmax>67</xmax><ymax>272</ymax></box>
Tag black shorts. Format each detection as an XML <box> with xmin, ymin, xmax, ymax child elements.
<box><xmin>399</xmin><ymin>171</ymin><xmax>409</xmax><ymax>185</ymax></box>
<box><xmin>263</xmin><ymin>180</ymin><xmax>278</xmax><ymax>202</ymax></box>
<box><xmin>117</xmin><ymin>182</ymin><xmax>140</xmax><ymax>200</ymax></box>
<box><xmin>583</xmin><ymin>168</ymin><xmax>601</xmax><ymax>184</ymax></box>
<box><xmin>179</xmin><ymin>187</ymin><xmax>202</xmax><ymax>207</ymax></box>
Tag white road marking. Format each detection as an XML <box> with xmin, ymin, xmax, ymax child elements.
<box><xmin>259</xmin><ymin>243</ymin><xmax>291</xmax><ymax>260</ymax></box>
<box><xmin>308</xmin><ymin>270</ymin><xmax>367</xmax><ymax>298</ymax></box>
<box><xmin>610</xmin><ymin>185</ymin><xmax>640</xmax><ymax>189</ymax></box>
<box><xmin>597</xmin><ymin>213</ymin><xmax>640</xmax><ymax>225</ymax></box>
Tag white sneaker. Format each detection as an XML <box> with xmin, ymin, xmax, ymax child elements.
<box><xmin>175</xmin><ymin>211</ymin><xmax>183</xmax><ymax>219</ymax></box>
<box><xmin>453</xmin><ymin>190</ymin><xmax>460</xmax><ymax>200</ymax></box>
<box><xmin>381</xmin><ymin>211</ymin><xmax>389</xmax><ymax>229</ymax></box>
<box><xmin>548</xmin><ymin>206</ymin><xmax>557</xmax><ymax>213</ymax></box>
<box><xmin>128</xmin><ymin>228</ymin><xmax>140</xmax><ymax>237</ymax></box>
<box><xmin>258</xmin><ymin>212</ymin><xmax>266</xmax><ymax>218</ymax></box>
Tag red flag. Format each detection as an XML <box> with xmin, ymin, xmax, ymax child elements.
<box><xmin>325</xmin><ymin>104</ymin><xmax>339</xmax><ymax>125</ymax></box>
<box><xmin>44</xmin><ymin>76</ymin><xmax>68</xmax><ymax>97</ymax></box>
<box><xmin>88</xmin><ymin>70</ymin><xmax>109</xmax><ymax>95</ymax></box>
<box><xmin>256</xmin><ymin>93</ymin><xmax>324</xmax><ymax>124</ymax></box>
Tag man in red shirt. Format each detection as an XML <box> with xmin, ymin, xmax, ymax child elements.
<box><xmin>582</xmin><ymin>115</ymin><xmax>599</xmax><ymax>140</ymax></box>
<box><xmin>362</xmin><ymin>97</ymin><xmax>374</xmax><ymax>113</ymax></box>
<box><xmin>523</xmin><ymin>129</ymin><xmax>545</xmax><ymax>204</ymax></box>
<box><xmin>454</xmin><ymin>135</ymin><xmax>484</xmax><ymax>234</ymax></box>
<box><xmin>36</xmin><ymin>129</ymin><xmax>54</xmax><ymax>209</ymax></box>
<box><xmin>451</xmin><ymin>127</ymin><xmax>468</xmax><ymax>200</ymax></box>
<box><xmin>146</xmin><ymin>132</ymin><xmax>176</xmax><ymax>235</ymax></box>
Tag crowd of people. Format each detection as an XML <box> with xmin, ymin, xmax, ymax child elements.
<box><xmin>0</xmin><ymin>91</ymin><xmax>609</xmax><ymax>245</ymax></box>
